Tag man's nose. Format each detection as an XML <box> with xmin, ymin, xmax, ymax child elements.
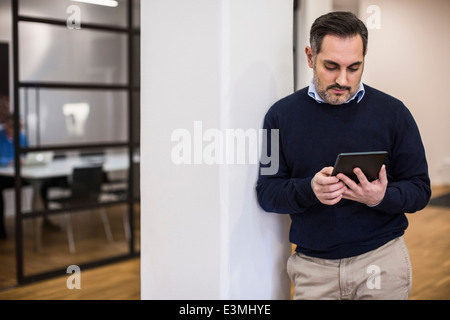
<box><xmin>336</xmin><ymin>70</ymin><xmax>349</xmax><ymax>87</ymax></box>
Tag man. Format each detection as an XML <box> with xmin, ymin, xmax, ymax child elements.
<box><xmin>0</xmin><ymin>114</ymin><xmax>27</xmax><ymax>238</ymax></box>
<box><xmin>256</xmin><ymin>12</ymin><xmax>431</xmax><ymax>300</ymax></box>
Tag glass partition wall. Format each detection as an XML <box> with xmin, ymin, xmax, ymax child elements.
<box><xmin>9</xmin><ymin>0</ymin><xmax>140</xmax><ymax>284</ymax></box>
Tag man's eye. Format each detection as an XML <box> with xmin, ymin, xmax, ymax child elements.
<box><xmin>348</xmin><ymin>68</ymin><xmax>359</xmax><ymax>72</ymax></box>
<box><xmin>325</xmin><ymin>66</ymin><xmax>337</xmax><ymax>71</ymax></box>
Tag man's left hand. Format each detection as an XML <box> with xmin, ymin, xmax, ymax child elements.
<box><xmin>337</xmin><ymin>165</ymin><xmax>388</xmax><ymax>206</ymax></box>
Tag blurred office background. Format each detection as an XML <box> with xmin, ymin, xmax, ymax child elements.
<box><xmin>0</xmin><ymin>0</ymin><xmax>140</xmax><ymax>290</ymax></box>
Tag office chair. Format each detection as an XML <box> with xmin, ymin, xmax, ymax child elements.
<box><xmin>80</xmin><ymin>150</ymin><xmax>128</xmax><ymax>197</ymax></box>
<box><xmin>48</xmin><ymin>165</ymin><xmax>113</xmax><ymax>254</ymax></box>
<box><xmin>100</xmin><ymin>163</ymin><xmax>140</xmax><ymax>241</ymax></box>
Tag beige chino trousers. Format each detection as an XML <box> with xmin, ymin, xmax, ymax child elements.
<box><xmin>287</xmin><ymin>236</ymin><xmax>412</xmax><ymax>300</ymax></box>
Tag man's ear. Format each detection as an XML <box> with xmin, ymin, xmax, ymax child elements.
<box><xmin>305</xmin><ymin>46</ymin><xmax>314</xmax><ymax>68</ymax></box>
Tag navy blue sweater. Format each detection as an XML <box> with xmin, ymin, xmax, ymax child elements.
<box><xmin>256</xmin><ymin>84</ymin><xmax>431</xmax><ymax>259</ymax></box>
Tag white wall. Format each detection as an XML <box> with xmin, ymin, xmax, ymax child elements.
<box><xmin>294</xmin><ymin>0</ymin><xmax>332</xmax><ymax>90</ymax></box>
<box><xmin>141</xmin><ymin>0</ymin><xmax>293</xmax><ymax>300</ymax></box>
<box><xmin>225</xmin><ymin>0</ymin><xmax>293</xmax><ymax>299</ymax></box>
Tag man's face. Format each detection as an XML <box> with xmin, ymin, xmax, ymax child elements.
<box><xmin>306</xmin><ymin>34</ymin><xmax>365</xmax><ymax>105</ymax></box>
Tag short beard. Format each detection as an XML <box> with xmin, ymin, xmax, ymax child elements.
<box><xmin>312</xmin><ymin>63</ymin><xmax>359</xmax><ymax>105</ymax></box>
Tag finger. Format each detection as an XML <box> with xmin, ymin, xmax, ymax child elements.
<box><xmin>379</xmin><ymin>165</ymin><xmax>388</xmax><ymax>185</ymax></box>
<box><xmin>321</xmin><ymin>193</ymin><xmax>343</xmax><ymax>206</ymax></box>
<box><xmin>321</xmin><ymin>186</ymin><xmax>346</xmax><ymax>200</ymax></box>
<box><xmin>320</xmin><ymin>181</ymin><xmax>345</xmax><ymax>193</ymax></box>
<box><xmin>342</xmin><ymin>186</ymin><xmax>355</xmax><ymax>199</ymax></box>
<box><xmin>315</xmin><ymin>172</ymin><xmax>340</xmax><ymax>185</ymax></box>
<box><xmin>353</xmin><ymin>167</ymin><xmax>369</xmax><ymax>185</ymax></box>
<box><xmin>342</xmin><ymin>193</ymin><xmax>356</xmax><ymax>202</ymax></box>
<box><xmin>319</xmin><ymin>167</ymin><xmax>340</xmax><ymax>183</ymax></box>
<box><xmin>327</xmin><ymin>194</ymin><xmax>343</xmax><ymax>205</ymax></box>
<box><xmin>337</xmin><ymin>173</ymin><xmax>359</xmax><ymax>190</ymax></box>
<box><xmin>321</xmin><ymin>167</ymin><xmax>334</xmax><ymax>176</ymax></box>
<box><xmin>342</xmin><ymin>184</ymin><xmax>360</xmax><ymax>201</ymax></box>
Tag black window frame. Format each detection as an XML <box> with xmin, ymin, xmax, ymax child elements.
<box><xmin>11</xmin><ymin>0</ymin><xmax>140</xmax><ymax>284</ymax></box>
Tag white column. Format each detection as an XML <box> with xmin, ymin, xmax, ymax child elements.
<box><xmin>294</xmin><ymin>0</ymin><xmax>332</xmax><ymax>90</ymax></box>
<box><xmin>141</xmin><ymin>0</ymin><xmax>293</xmax><ymax>300</ymax></box>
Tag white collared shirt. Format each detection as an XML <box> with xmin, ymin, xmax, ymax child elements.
<box><xmin>308</xmin><ymin>80</ymin><xmax>365</xmax><ymax>104</ymax></box>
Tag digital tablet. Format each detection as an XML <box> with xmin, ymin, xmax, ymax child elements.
<box><xmin>331</xmin><ymin>151</ymin><xmax>388</xmax><ymax>182</ymax></box>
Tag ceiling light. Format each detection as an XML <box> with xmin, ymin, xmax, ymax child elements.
<box><xmin>70</xmin><ymin>0</ymin><xmax>119</xmax><ymax>7</ymax></box>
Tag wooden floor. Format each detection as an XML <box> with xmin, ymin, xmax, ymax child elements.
<box><xmin>0</xmin><ymin>203</ymin><xmax>141</xmax><ymax>299</ymax></box>
<box><xmin>0</xmin><ymin>257</ymin><xmax>140</xmax><ymax>300</ymax></box>
<box><xmin>0</xmin><ymin>187</ymin><xmax>449</xmax><ymax>300</ymax></box>
<box><xmin>404</xmin><ymin>185</ymin><xmax>450</xmax><ymax>300</ymax></box>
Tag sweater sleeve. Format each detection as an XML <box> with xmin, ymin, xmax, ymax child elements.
<box><xmin>256</xmin><ymin>111</ymin><xmax>320</xmax><ymax>214</ymax></box>
<box><xmin>374</xmin><ymin>105</ymin><xmax>431</xmax><ymax>214</ymax></box>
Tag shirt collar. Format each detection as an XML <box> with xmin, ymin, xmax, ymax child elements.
<box><xmin>308</xmin><ymin>80</ymin><xmax>365</xmax><ymax>104</ymax></box>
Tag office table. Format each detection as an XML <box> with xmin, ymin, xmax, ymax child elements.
<box><xmin>0</xmin><ymin>153</ymin><xmax>132</xmax><ymax>180</ymax></box>
<box><xmin>0</xmin><ymin>153</ymin><xmax>136</xmax><ymax>251</ymax></box>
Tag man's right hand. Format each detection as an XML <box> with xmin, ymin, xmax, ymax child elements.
<box><xmin>311</xmin><ymin>167</ymin><xmax>346</xmax><ymax>205</ymax></box>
